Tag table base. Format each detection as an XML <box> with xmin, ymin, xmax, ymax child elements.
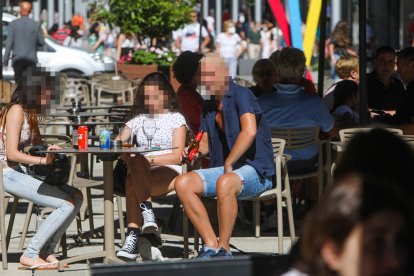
<box><xmin>57</xmin><ymin>251</ymin><xmax>125</xmax><ymax>271</ymax></box>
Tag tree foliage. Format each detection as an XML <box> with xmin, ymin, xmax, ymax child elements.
<box><xmin>96</xmin><ymin>0</ymin><xmax>197</xmax><ymax>41</ymax></box>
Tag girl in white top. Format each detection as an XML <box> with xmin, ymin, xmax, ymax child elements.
<box><xmin>215</xmin><ymin>20</ymin><xmax>244</xmax><ymax>78</ymax></box>
<box><xmin>116</xmin><ymin>72</ymin><xmax>187</xmax><ymax>259</ymax></box>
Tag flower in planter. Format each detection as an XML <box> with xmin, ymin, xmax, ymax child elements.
<box><xmin>118</xmin><ymin>48</ymin><xmax>177</xmax><ymax>66</ymax></box>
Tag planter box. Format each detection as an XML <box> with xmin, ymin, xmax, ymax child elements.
<box><xmin>117</xmin><ymin>64</ymin><xmax>179</xmax><ymax>91</ymax></box>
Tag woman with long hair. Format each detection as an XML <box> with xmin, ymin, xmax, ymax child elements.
<box><xmin>0</xmin><ymin>69</ymin><xmax>83</xmax><ymax>269</ymax></box>
<box><xmin>88</xmin><ymin>22</ymin><xmax>105</xmax><ymax>53</ymax></box>
<box><xmin>116</xmin><ymin>72</ymin><xmax>187</xmax><ymax>260</ymax></box>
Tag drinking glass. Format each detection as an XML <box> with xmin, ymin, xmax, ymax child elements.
<box><xmin>142</xmin><ymin>118</ymin><xmax>157</xmax><ymax>149</ymax></box>
<box><xmin>122</xmin><ymin>126</ymin><xmax>135</xmax><ymax>148</ymax></box>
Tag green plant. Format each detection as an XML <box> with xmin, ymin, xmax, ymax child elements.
<box><xmin>96</xmin><ymin>0</ymin><xmax>197</xmax><ymax>43</ymax></box>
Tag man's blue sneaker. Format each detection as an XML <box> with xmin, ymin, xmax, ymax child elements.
<box><xmin>196</xmin><ymin>246</ymin><xmax>218</xmax><ymax>259</ymax></box>
<box><xmin>216</xmin><ymin>247</ymin><xmax>233</xmax><ymax>257</ymax></box>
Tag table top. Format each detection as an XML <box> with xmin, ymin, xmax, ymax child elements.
<box><xmin>55</xmin><ymin>105</ymin><xmax>132</xmax><ymax>111</ymax></box>
<box><xmin>47</xmin><ymin>112</ymin><xmax>125</xmax><ymax>118</ymax></box>
<box><xmin>39</xmin><ymin>121</ymin><xmax>125</xmax><ymax>126</ymax></box>
<box><xmin>38</xmin><ymin>146</ymin><xmax>176</xmax><ymax>155</ymax></box>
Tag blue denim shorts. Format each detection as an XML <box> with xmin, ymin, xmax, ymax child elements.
<box><xmin>194</xmin><ymin>165</ymin><xmax>272</xmax><ymax>200</ymax></box>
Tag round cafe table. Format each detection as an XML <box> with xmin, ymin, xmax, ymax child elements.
<box><xmin>38</xmin><ymin>146</ymin><xmax>176</xmax><ymax>270</ymax></box>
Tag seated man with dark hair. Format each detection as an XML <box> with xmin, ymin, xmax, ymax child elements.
<box><xmin>376</xmin><ymin>46</ymin><xmax>414</xmax><ymax>125</ymax></box>
<box><xmin>367</xmin><ymin>46</ymin><xmax>405</xmax><ymax>114</ymax></box>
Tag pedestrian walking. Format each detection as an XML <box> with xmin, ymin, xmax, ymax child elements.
<box><xmin>3</xmin><ymin>1</ymin><xmax>45</xmax><ymax>82</ymax></box>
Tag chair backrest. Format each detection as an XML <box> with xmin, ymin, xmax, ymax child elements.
<box><xmin>108</xmin><ymin>106</ymin><xmax>131</xmax><ymax>134</ymax></box>
<box><xmin>271</xmin><ymin>137</ymin><xmax>285</xmax><ymax>156</ymax></box>
<box><xmin>271</xmin><ymin>127</ymin><xmax>320</xmax><ymax>150</ymax></box>
<box><xmin>41</xmin><ymin>134</ymin><xmax>72</xmax><ymax>147</ymax></box>
<box><xmin>99</xmin><ymin>80</ymin><xmax>132</xmax><ymax>91</ymax></box>
<box><xmin>339</xmin><ymin>127</ymin><xmax>403</xmax><ymax>143</ymax></box>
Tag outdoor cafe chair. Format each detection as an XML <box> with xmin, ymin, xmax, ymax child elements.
<box><xmin>271</xmin><ymin>127</ymin><xmax>327</xmax><ymax>198</ymax></box>
<box><xmin>184</xmin><ymin>138</ymin><xmax>295</xmax><ymax>256</ymax></box>
<box><xmin>0</xmin><ymin>165</ymin><xmax>17</xmax><ymax>269</ymax></box>
<box><xmin>95</xmin><ymin>79</ymin><xmax>135</xmax><ymax>106</ymax></box>
<box><xmin>331</xmin><ymin>127</ymin><xmax>403</xmax><ymax>177</ymax></box>
<box><xmin>62</xmin><ymin>78</ymin><xmax>91</xmax><ymax>106</ymax></box>
<box><xmin>245</xmin><ymin>138</ymin><xmax>295</xmax><ymax>254</ymax></box>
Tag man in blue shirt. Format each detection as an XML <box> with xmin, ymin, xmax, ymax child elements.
<box><xmin>258</xmin><ymin>47</ymin><xmax>335</xmax><ymax>164</ymax></box>
<box><xmin>174</xmin><ymin>54</ymin><xmax>275</xmax><ymax>258</ymax></box>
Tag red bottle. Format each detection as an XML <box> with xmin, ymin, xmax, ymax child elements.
<box><xmin>186</xmin><ymin>131</ymin><xmax>204</xmax><ymax>162</ymax></box>
<box><xmin>78</xmin><ymin>126</ymin><xmax>88</xmax><ymax>150</ymax></box>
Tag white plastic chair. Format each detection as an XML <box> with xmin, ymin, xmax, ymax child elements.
<box><xmin>95</xmin><ymin>80</ymin><xmax>135</xmax><ymax>106</ymax></box>
<box><xmin>246</xmin><ymin>138</ymin><xmax>295</xmax><ymax>254</ymax></box>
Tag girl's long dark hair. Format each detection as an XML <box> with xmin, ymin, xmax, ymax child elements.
<box><xmin>127</xmin><ymin>72</ymin><xmax>179</xmax><ymax>121</ymax></box>
<box><xmin>0</xmin><ymin>69</ymin><xmax>59</xmax><ymax>138</ymax></box>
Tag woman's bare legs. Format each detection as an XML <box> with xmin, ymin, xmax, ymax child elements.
<box><xmin>125</xmin><ymin>154</ymin><xmax>178</xmax><ymax>227</ymax></box>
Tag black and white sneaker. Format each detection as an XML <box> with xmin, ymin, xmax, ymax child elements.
<box><xmin>117</xmin><ymin>231</ymin><xmax>140</xmax><ymax>260</ymax></box>
<box><xmin>140</xmin><ymin>203</ymin><xmax>158</xmax><ymax>234</ymax></box>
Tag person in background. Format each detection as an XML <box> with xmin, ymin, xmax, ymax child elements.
<box><xmin>258</xmin><ymin>47</ymin><xmax>335</xmax><ymax>206</ymax></box>
<box><xmin>3</xmin><ymin>1</ymin><xmax>45</xmax><ymax>82</ymax></box>
<box><xmin>116</xmin><ymin>32</ymin><xmax>137</xmax><ymax>62</ymax></box>
<box><xmin>323</xmin><ymin>55</ymin><xmax>360</xmax><ymax>111</ymax></box>
<box><xmin>215</xmin><ymin>20</ymin><xmax>244</xmax><ymax>78</ymax></box>
<box><xmin>54</xmin><ymin>21</ymin><xmax>72</xmax><ymax>45</ymax></box>
<box><xmin>249</xmin><ymin>58</ymin><xmax>277</xmax><ymax>97</ymax></box>
<box><xmin>261</xmin><ymin>20</ymin><xmax>280</xmax><ymax>59</ymax></box>
<box><xmin>328</xmin><ymin>21</ymin><xmax>357</xmax><ymax>81</ymax></box>
<box><xmin>202</xmin><ymin>19</ymin><xmax>215</xmax><ymax>53</ymax></box>
<box><xmin>375</xmin><ymin>47</ymin><xmax>414</xmax><ymax>125</ymax></box>
<box><xmin>331</xmin><ymin>81</ymin><xmax>360</xmax><ymax>129</ymax></box>
<box><xmin>71</xmin><ymin>13</ymin><xmax>84</xmax><ymax>31</ymax></box>
<box><xmin>283</xmin><ymin>174</ymin><xmax>414</xmax><ymax>276</ymax></box>
<box><xmin>247</xmin><ymin>21</ymin><xmax>262</xmax><ymax>59</ymax></box>
<box><xmin>172</xmin><ymin>51</ymin><xmax>204</xmax><ymax>136</ymax></box>
<box><xmin>63</xmin><ymin>26</ymin><xmax>83</xmax><ymax>48</ymax></box>
<box><xmin>48</xmin><ymin>23</ymin><xmax>58</xmax><ymax>39</ymax></box>
<box><xmin>205</xmin><ymin>9</ymin><xmax>216</xmax><ymax>39</ymax></box>
<box><xmin>367</xmin><ymin>46</ymin><xmax>405</xmax><ymax>115</ymax></box>
<box><xmin>88</xmin><ymin>22</ymin><xmax>105</xmax><ymax>54</ymax></box>
<box><xmin>175</xmin><ymin>10</ymin><xmax>210</xmax><ymax>53</ymax></box>
<box><xmin>269</xmin><ymin>50</ymin><xmax>317</xmax><ymax>95</ymax></box>
<box><xmin>174</xmin><ymin>54</ymin><xmax>274</xmax><ymax>258</ymax></box>
<box><xmin>115</xmin><ymin>72</ymin><xmax>187</xmax><ymax>260</ymax></box>
<box><xmin>0</xmin><ymin>68</ymin><xmax>83</xmax><ymax>269</ymax></box>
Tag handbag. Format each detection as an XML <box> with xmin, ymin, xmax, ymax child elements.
<box><xmin>26</xmin><ymin>145</ymin><xmax>71</xmax><ymax>186</ymax></box>
<box><xmin>113</xmin><ymin>159</ymin><xmax>127</xmax><ymax>195</ymax></box>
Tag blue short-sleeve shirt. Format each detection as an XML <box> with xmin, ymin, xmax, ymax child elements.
<box><xmin>200</xmin><ymin>80</ymin><xmax>275</xmax><ymax>179</ymax></box>
<box><xmin>258</xmin><ymin>83</ymin><xmax>334</xmax><ymax>160</ymax></box>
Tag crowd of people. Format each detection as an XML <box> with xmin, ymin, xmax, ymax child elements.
<box><xmin>3</xmin><ymin>3</ymin><xmax>414</xmax><ymax>275</ymax></box>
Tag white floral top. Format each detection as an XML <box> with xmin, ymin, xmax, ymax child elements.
<box><xmin>0</xmin><ymin>113</ymin><xmax>32</xmax><ymax>167</ymax></box>
<box><xmin>125</xmin><ymin>112</ymin><xmax>187</xmax><ymax>157</ymax></box>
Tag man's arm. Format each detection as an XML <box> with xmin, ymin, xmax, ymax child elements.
<box><xmin>37</xmin><ymin>24</ymin><xmax>45</xmax><ymax>46</ymax></box>
<box><xmin>224</xmin><ymin>113</ymin><xmax>257</xmax><ymax>173</ymax></box>
<box><xmin>3</xmin><ymin>23</ymin><xmax>14</xmax><ymax>65</ymax></box>
<box><xmin>197</xmin><ymin>132</ymin><xmax>209</xmax><ymax>155</ymax></box>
